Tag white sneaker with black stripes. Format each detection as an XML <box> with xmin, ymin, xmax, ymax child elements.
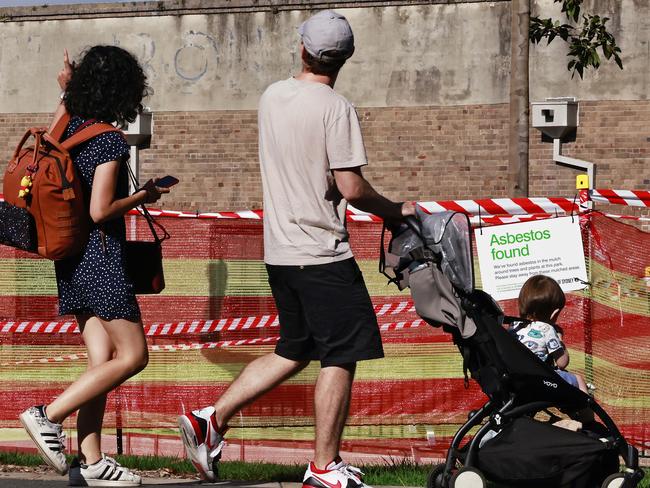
<box><xmin>19</xmin><ymin>405</ymin><xmax>68</xmax><ymax>475</ymax></box>
<box><xmin>68</xmin><ymin>454</ymin><xmax>141</xmax><ymax>486</ymax></box>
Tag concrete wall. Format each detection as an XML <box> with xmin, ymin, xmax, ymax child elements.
<box><xmin>2</xmin><ymin>0</ymin><xmax>648</xmax><ymax>113</ymax></box>
<box><xmin>0</xmin><ymin>0</ymin><xmax>648</xmax><ymax>213</ymax></box>
<box><xmin>530</xmin><ymin>0</ymin><xmax>650</xmax><ymax>102</ymax></box>
<box><xmin>1</xmin><ymin>2</ymin><xmax>514</xmax><ymax>112</ymax></box>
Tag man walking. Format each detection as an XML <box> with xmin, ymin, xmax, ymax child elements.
<box><xmin>178</xmin><ymin>10</ymin><xmax>415</xmax><ymax>487</ymax></box>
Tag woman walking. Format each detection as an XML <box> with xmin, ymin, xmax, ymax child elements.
<box><xmin>19</xmin><ymin>46</ymin><xmax>169</xmax><ymax>487</ymax></box>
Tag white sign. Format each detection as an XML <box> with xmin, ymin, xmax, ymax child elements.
<box><xmin>475</xmin><ymin>216</ymin><xmax>588</xmax><ymax>301</ymax></box>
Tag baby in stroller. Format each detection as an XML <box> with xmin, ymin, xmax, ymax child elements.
<box><xmin>380</xmin><ymin>209</ymin><xmax>644</xmax><ymax>488</ymax></box>
<box><xmin>511</xmin><ymin>274</ymin><xmax>589</xmax><ymax>393</ymax></box>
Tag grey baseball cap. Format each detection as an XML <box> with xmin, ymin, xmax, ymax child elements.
<box><xmin>298</xmin><ymin>10</ymin><xmax>355</xmax><ymax>62</ymax></box>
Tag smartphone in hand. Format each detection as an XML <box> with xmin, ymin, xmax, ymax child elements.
<box><xmin>156</xmin><ymin>175</ymin><xmax>179</xmax><ymax>188</ymax></box>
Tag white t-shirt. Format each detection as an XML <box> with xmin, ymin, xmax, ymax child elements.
<box><xmin>258</xmin><ymin>77</ymin><xmax>368</xmax><ymax>265</ymax></box>
<box><xmin>512</xmin><ymin>320</ymin><xmax>564</xmax><ymax>363</ymax></box>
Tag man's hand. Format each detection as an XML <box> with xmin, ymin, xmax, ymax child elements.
<box><xmin>401</xmin><ymin>201</ymin><xmax>417</xmax><ymax>217</ymax></box>
<box><xmin>57</xmin><ymin>49</ymin><xmax>74</xmax><ymax>91</ymax></box>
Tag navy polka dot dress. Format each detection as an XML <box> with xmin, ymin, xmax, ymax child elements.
<box><xmin>54</xmin><ymin>116</ymin><xmax>141</xmax><ymax>321</ymax></box>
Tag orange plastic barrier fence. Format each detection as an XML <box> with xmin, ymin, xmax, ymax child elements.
<box><xmin>0</xmin><ymin>213</ymin><xmax>647</xmax><ymax>461</ymax></box>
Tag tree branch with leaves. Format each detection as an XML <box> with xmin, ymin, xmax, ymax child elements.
<box><xmin>529</xmin><ymin>0</ymin><xmax>623</xmax><ymax>78</ymax></box>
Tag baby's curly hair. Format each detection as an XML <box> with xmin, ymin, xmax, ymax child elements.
<box><xmin>63</xmin><ymin>45</ymin><xmax>149</xmax><ymax>127</ymax></box>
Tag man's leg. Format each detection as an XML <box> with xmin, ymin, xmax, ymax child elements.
<box><xmin>178</xmin><ymin>352</ymin><xmax>308</xmax><ymax>481</ymax></box>
<box><xmin>213</xmin><ymin>352</ymin><xmax>309</xmax><ymax>429</ymax></box>
<box><xmin>313</xmin><ymin>364</ymin><xmax>356</xmax><ymax>469</ymax></box>
<box><xmin>296</xmin><ymin>259</ymin><xmax>381</xmax><ymax>475</ymax></box>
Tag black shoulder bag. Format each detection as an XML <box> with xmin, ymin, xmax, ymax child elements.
<box><xmin>125</xmin><ymin>165</ymin><xmax>170</xmax><ymax>294</ymax></box>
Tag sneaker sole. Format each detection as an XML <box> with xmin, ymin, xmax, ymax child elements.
<box><xmin>19</xmin><ymin>411</ymin><xmax>68</xmax><ymax>475</ymax></box>
<box><xmin>69</xmin><ymin>476</ymin><xmax>141</xmax><ymax>487</ymax></box>
<box><xmin>177</xmin><ymin>415</ymin><xmax>215</xmax><ymax>481</ymax></box>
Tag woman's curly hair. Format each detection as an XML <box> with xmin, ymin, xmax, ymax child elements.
<box><xmin>64</xmin><ymin>45</ymin><xmax>149</xmax><ymax>127</ymax></box>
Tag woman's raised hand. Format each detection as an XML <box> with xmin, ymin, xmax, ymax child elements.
<box><xmin>57</xmin><ymin>49</ymin><xmax>74</xmax><ymax>91</ymax></box>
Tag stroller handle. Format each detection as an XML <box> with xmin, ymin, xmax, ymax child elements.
<box><xmin>404</xmin><ymin>215</ymin><xmax>425</xmax><ymax>243</ymax></box>
<box><xmin>404</xmin><ymin>215</ymin><xmax>420</xmax><ymax>233</ymax></box>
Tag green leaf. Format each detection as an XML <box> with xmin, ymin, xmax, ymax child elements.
<box><xmin>615</xmin><ymin>54</ymin><xmax>623</xmax><ymax>69</ymax></box>
<box><xmin>529</xmin><ymin>0</ymin><xmax>622</xmax><ymax>76</ymax></box>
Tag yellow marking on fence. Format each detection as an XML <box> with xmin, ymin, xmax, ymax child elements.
<box><xmin>0</xmin><ymin>258</ymin><xmax>646</xmax><ymax>317</ymax></box>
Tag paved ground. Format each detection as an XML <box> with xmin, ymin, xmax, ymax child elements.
<box><xmin>0</xmin><ymin>473</ymin><xmax>307</xmax><ymax>488</ymax></box>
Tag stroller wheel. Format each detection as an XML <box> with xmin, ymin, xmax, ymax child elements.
<box><xmin>601</xmin><ymin>473</ymin><xmax>625</xmax><ymax>488</ymax></box>
<box><xmin>427</xmin><ymin>463</ymin><xmax>447</xmax><ymax>488</ymax></box>
<box><xmin>449</xmin><ymin>467</ymin><xmax>486</xmax><ymax>488</ymax></box>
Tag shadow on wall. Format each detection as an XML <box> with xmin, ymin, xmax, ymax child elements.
<box><xmin>201</xmin><ymin>228</ymin><xmax>259</xmax><ymax>366</ymax></box>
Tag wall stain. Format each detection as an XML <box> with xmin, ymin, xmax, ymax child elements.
<box><xmin>386</xmin><ymin>67</ymin><xmax>441</xmax><ymax>106</ymax></box>
<box><xmin>174</xmin><ymin>31</ymin><xmax>219</xmax><ymax>83</ymax></box>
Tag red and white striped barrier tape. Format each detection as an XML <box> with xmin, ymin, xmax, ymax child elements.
<box><xmin>416</xmin><ymin>197</ymin><xmax>580</xmax><ymax>216</ymax></box>
<box><xmin>149</xmin><ymin>336</ymin><xmax>280</xmax><ymax>353</ymax></box>
<box><xmin>0</xmin><ymin>300</ymin><xmax>416</xmax><ymax>335</ymax></box>
<box><xmin>0</xmin><ymin>194</ymin><xmax>580</xmax><ymax>222</ymax></box>
<box><xmin>2</xmin><ymin>319</ymin><xmax>428</xmax><ymax>366</ymax></box>
<box><xmin>601</xmin><ymin>213</ymin><xmax>650</xmax><ymax>222</ymax></box>
<box><xmin>380</xmin><ymin>318</ymin><xmax>425</xmax><ymax>331</ymax></box>
<box><xmin>3</xmin><ymin>351</ymin><xmax>89</xmax><ymax>366</ymax></box>
<box><xmin>138</xmin><ymin>198</ymin><xmax>581</xmax><ymax>222</ymax></box>
<box><xmin>590</xmin><ymin>189</ymin><xmax>650</xmax><ymax>208</ymax></box>
<box><xmin>471</xmin><ymin>213</ymin><xmax>562</xmax><ymax>225</ymax></box>
<box><xmin>1</xmin><ymin>336</ymin><xmax>281</xmax><ymax>366</ymax></box>
<box><xmin>2</xmin><ymin>194</ymin><xmax>646</xmax><ymax>223</ymax></box>
<box><xmin>149</xmin><ymin>210</ymin><xmax>566</xmax><ymax>225</ymax></box>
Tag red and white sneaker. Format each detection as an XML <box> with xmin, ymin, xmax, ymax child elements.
<box><xmin>177</xmin><ymin>406</ymin><xmax>226</xmax><ymax>481</ymax></box>
<box><xmin>303</xmin><ymin>457</ymin><xmax>371</xmax><ymax>488</ymax></box>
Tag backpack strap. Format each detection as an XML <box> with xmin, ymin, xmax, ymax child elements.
<box><xmin>60</xmin><ymin>123</ymin><xmax>123</xmax><ymax>151</ymax></box>
<box><xmin>48</xmin><ymin>109</ymin><xmax>71</xmax><ymax>142</ymax></box>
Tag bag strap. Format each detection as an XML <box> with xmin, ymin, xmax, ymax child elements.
<box><xmin>60</xmin><ymin>123</ymin><xmax>122</xmax><ymax>152</ymax></box>
<box><xmin>379</xmin><ymin>222</ymin><xmax>387</xmax><ymax>274</ymax></box>
<box><xmin>11</xmin><ymin>128</ymin><xmax>45</xmax><ymax>162</ymax></box>
<box><xmin>49</xmin><ymin>110</ymin><xmax>71</xmax><ymax>142</ymax></box>
<box><xmin>125</xmin><ymin>162</ymin><xmax>170</xmax><ymax>244</ymax></box>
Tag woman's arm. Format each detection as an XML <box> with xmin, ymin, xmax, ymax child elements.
<box><xmin>89</xmin><ymin>159</ymin><xmax>169</xmax><ymax>224</ymax></box>
<box><xmin>48</xmin><ymin>49</ymin><xmax>73</xmax><ymax>133</ymax></box>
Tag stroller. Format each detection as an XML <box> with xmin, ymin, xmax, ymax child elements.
<box><xmin>379</xmin><ymin>209</ymin><xmax>644</xmax><ymax>488</ymax></box>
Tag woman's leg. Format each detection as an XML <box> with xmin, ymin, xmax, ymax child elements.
<box><xmin>76</xmin><ymin>315</ymin><xmax>115</xmax><ymax>465</ymax></box>
<box><xmin>45</xmin><ymin>317</ymin><xmax>148</xmax><ymax>425</ymax></box>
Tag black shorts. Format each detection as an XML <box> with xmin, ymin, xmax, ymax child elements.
<box><xmin>266</xmin><ymin>257</ymin><xmax>384</xmax><ymax>367</ymax></box>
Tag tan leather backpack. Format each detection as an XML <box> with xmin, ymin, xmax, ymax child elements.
<box><xmin>3</xmin><ymin>112</ymin><xmax>120</xmax><ymax>260</ymax></box>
